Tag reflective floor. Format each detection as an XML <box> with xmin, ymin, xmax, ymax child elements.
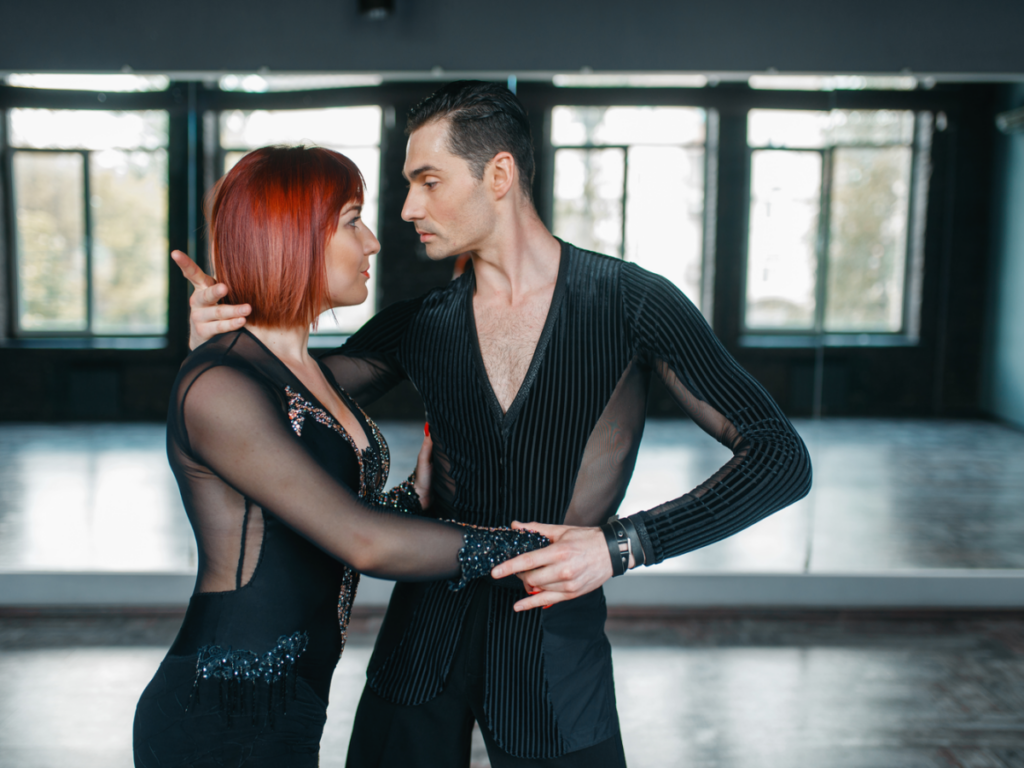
<box><xmin>2</xmin><ymin>419</ymin><xmax>1023</xmax><ymax>766</ymax></box>
<box><xmin>2</xmin><ymin>418</ymin><xmax>1023</xmax><ymax>574</ymax></box>
<box><xmin>0</xmin><ymin>611</ymin><xmax>1021</xmax><ymax>768</ymax></box>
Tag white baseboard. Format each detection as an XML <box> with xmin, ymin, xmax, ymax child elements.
<box><xmin>2</xmin><ymin>570</ymin><xmax>1023</xmax><ymax>610</ymax></box>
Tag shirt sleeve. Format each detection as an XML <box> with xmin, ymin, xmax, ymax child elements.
<box><xmin>621</xmin><ymin>263</ymin><xmax>813</xmax><ymax>564</ymax></box>
<box><xmin>316</xmin><ymin>295</ymin><xmax>427</xmax><ymax>406</ymax></box>
<box><xmin>178</xmin><ymin>362</ymin><xmax>544</xmax><ymax>585</ymax></box>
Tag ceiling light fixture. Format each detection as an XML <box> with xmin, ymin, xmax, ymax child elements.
<box><xmin>360</xmin><ymin>0</ymin><xmax>393</xmax><ymax>20</ymax></box>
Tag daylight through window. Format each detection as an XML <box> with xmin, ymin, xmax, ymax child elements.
<box><xmin>9</xmin><ymin>109</ymin><xmax>169</xmax><ymax>335</ymax></box>
<box><xmin>745</xmin><ymin>109</ymin><xmax>931</xmax><ymax>335</ymax></box>
<box><xmin>551</xmin><ymin>106</ymin><xmax>712</xmax><ymax>311</ymax></box>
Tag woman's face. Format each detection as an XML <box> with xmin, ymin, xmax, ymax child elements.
<box><xmin>323</xmin><ymin>201</ymin><xmax>380</xmax><ymax>310</ymax></box>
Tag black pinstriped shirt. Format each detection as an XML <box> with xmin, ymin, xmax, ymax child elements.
<box><xmin>321</xmin><ymin>240</ymin><xmax>812</xmax><ymax>758</ymax></box>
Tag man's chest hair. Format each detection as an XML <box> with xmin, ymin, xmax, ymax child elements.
<box><xmin>474</xmin><ymin>298</ymin><xmax>549</xmax><ymax>412</ymax></box>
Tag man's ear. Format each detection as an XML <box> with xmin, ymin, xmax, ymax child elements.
<box><xmin>487</xmin><ymin>152</ymin><xmax>517</xmax><ymax>200</ymax></box>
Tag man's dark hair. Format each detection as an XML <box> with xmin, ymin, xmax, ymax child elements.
<box><xmin>407</xmin><ymin>80</ymin><xmax>536</xmax><ymax>202</ymax></box>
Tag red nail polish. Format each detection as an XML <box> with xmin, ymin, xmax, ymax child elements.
<box><xmin>424</xmin><ymin>422</ymin><xmax>430</xmax><ymax>437</ymax></box>
<box><xmin>542</xmin><ymin>605</ymin><xmax>552</xmax><ymax>610</ymax></box>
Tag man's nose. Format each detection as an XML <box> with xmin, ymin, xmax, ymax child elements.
<box><xmin>401</xmin><ymin>188</ymin><xmax>420</xmax><ymax>222</ymax></box>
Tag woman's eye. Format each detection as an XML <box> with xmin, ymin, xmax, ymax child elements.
<box><xmin>348</xmin><ymin>217</ymin><xmax>361</xmax><ymax>227</ymax></box>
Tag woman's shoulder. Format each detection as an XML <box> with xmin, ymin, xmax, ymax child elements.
<box><xmin>175</xmin><ymin>330</ymin><xmax>282</xmax><ymax>400</ymax></box>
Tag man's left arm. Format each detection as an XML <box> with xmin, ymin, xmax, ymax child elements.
<box><xmin>494</xmin><ymin>265</ymin><xmax>813</xmax><ymax>611</ymax></box>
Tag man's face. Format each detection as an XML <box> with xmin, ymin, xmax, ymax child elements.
<box><xmin>401</xmin><ymin>119</ymin><xmax>494</xmax><ymax>260</ymax></box>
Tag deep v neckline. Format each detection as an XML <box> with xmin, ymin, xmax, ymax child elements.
<box><xmin>239</xmin><ymin>327</ymin><xmax>374</xmax><ymax>453</ymax></box>
<box><xmin>466</xmin><ymin>240</ymin><xmax>570</xmax><ymax>431</ymax></box>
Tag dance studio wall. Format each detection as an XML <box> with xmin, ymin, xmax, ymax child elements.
<box><xmin>981</xmin><ymin>84</ymin><xmax>1024</xmax><ymax>430</ymax></box>
<box><xmin>0</xmin><ymin>0</ymin><xmax>1022</xmax><ymax>78</ymax></box>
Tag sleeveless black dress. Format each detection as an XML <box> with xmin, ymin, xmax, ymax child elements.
<box><xmin>133</xmin><ymin>328</ymin><xmax>545</xmax><ymax>767</ymax></box>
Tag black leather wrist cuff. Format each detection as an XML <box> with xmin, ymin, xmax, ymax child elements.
<box><xmin>633</xmin><ymin>511</ymin><xmax>658</xmax><ymax>565</ymax></box>
<box><xmin>601</xmin><ymin>522</ymin><xmax>628</xmax><ymax>577</ymax></box>
<box><xmin>618</xmin><ymin>515</ymin><xmax>646</xmax><ymax>567</ymax></box>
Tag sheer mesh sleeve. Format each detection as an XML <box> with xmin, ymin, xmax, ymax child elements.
<box><xmin>621</xmin><ymin>264</ymin><xmax>812</xmax><ymax>564</ymax></box>
<box><xmin>318</xmin><ymin>294</ymin><xmax>428</xmax><ymax>405</ymax></box>
<box><xmin>177</xmin><ymin>362</ymin><xmax>543</xmax><ymax>585</ymax></box>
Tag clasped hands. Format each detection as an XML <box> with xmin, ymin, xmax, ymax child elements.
<box><xmin>171</xmin><ymin>250</ymin><xmax>623</xmax><ymax>612</ymax></box>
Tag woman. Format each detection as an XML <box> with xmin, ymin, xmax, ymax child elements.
<box><xmin>133</xmin><ymin>146</ymin><xmax>546</xmax><ymax>766</ymax></box>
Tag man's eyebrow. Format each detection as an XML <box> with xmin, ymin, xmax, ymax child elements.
<box><xmin>403</xmin><ymin>164</ymin><xmax>440</xmax><ymax>181</ymax></box>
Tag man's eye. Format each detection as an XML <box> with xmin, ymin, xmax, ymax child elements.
<box><xmin>425</xmin><ymin>182</ymin><xmax>437</xmax><ymax>189</ymax></box>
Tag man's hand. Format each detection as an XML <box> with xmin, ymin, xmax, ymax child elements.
<box><xmin>171</xmin><ymin>250</ymin><xmax>251</xmax><ymax>351</ymax></box>
<box><xmin>490</xmin><ymin>521</ymin><xmax>625</xmax><ymax>612</ymax></box>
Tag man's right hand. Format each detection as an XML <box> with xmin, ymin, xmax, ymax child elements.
<box><xmin>172</xmin><ymin>250</ymin><xmax>251</xmax><ymax>350</ymax></box>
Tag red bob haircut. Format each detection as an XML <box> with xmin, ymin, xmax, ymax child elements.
<box><xmin>208</xmin><ymin>145</ymin><xmax>365</xmax><ymax>329</ymax></box>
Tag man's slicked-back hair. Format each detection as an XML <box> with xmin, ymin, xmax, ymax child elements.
<box><xmin>407</xmin><ymin>80</ymin><xmax>536</xmax><ymax>202</ymax></box>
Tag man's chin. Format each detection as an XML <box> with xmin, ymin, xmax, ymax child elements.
<box><xmin>424</xmin><ymin>242</ymin><xmax>460</xmax><ymax>261</ymax></box>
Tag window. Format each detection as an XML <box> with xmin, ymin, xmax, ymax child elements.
<box><xmin>218</xmin><ymin>106</ymin><xmax>382</xmax><ymax>335</ymax></box>
<box><xmin>8</xmin><ymin>109</ymin><xmax>169</xmax><ymax>335</ymax></box>
<box><xmin>744</xmin><ymin>109</ymin><xmax>931</xmax><ymax>336</ymax></box>
<box><xmin>550</xmin><ymin>106</ymin><xmax>713</xmax><ymax>312</ymax></box>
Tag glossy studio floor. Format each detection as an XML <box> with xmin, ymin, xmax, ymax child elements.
<box><xmin>1</xmin><ymin>418</ymin><xmax>1023</xmax><ymax>767</ymax></box>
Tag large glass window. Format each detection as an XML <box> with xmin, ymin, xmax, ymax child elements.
<box><xmin>551</xmin><ymin>106</ymin><xmax>711</xmax><ymax>311</ymax></box>
<box><xmin>9</xmin><ymin>109</ymin><xmax>169</xmax><ymax>335</ymax></box>
<box><xmin>745</xmin><ymin>109</ymin><xmax>930</xmax><ymax>335</ymax></box>
<box><xmin>218</xmin><ymin>107</ymin><xmax>382</xmax><ymax>334</ymax></box>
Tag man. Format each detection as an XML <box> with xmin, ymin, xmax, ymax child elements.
<box><xmin>176</xmin><ymin>81</ymin><xmax>812</xmax><ymax>767</ymax></box>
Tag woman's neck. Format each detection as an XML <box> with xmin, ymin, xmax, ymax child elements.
<box><xmin>245</xmin><ymin>323</ymin><xmax>313</xmax><ymax>368</ymax></box>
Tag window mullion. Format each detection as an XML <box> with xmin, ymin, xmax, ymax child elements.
<box><xmin>82</xmin><ymin>148</ymin><xmax>93</xmax><ymax>334</ymax></box>
<box><xmin>620</xmin><ymin>146</ymin><xmax>629</xmax><ymax>260</ymax></box>
<box><xmin>701</xmin><ymin>109</ymin><xmax>719</xmax><ymax>323</ymax></box>
<box><xmin>901</xmin><ymin>112</ymin><xmax>922</xmax><ymax>337</ymax></box>
<box><xmin>814</xmin><ymin>147</ymin><xmax>833</xmax><ymax>336</ymax></box>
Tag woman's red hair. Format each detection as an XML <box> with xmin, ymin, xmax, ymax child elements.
<box><xmin>209</xmin><ymin>146</ymin><xmax>365</xmax><ymax>329</ymax></box>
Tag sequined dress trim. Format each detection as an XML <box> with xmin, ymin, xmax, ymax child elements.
<box><xmin>447</xmin><ymin>523</ymin><xmax>549</xmax><ymax>592</ymax></box>
<box><xmin>284</xmin><ymin>385</ymin><xmax>404</xmax><ymax>655</ymax></box>
<box><xmin>188</xmin><ymin>631</ymin><xmax>308</xmax><ymax>722</ymax></box>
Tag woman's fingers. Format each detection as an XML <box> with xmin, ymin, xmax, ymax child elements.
<box><xmin>171</xmin><ymin>250</ymin><xmax>217</xmax><ymax>290</ymax></box>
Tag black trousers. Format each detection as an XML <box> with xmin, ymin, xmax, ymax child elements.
<box><xmin>346</xmin><ymin>584</ymin><xmax>627</xmax><ymax>768</ymax></box>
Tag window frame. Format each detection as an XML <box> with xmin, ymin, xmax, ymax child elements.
<box><xmin>741</xmin><ymin>109</ymin><xmax>931</xmax><ymax>341</ymax></box>
<box><xmin>0</xmin><ymin>80</ymin><xmax>961</xmax><ymax>353</ymax></box>
<box><xmin>0</xmin><ymin>86</ymin><xmax>177</xmax><ymax>343</ymax></box>
<box><xmin>548</xmin><ymin>105</ymin><xmax>718</xmax><ymax>316</ymax></box>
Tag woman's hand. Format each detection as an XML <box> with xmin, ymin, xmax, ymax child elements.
<box><xmin>413</xmin><ymin>424</ymin><xmax>433</xmax><ymax>510</ymax></box>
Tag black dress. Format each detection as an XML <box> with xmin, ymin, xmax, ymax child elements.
<box><xmin>324</xmin><ymin>241</ymin><xmax>813</xmax><ymax>759</ymax></box>
<box><xmin>132</xmin><ymin>328</ymin><xmax>546</xmax><ymax>767</ymax></box>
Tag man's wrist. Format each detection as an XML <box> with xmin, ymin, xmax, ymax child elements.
<box><xmin>600</xmin><ymin>520</ymin><xmax>630</xmax><ymax>576</ymax></box>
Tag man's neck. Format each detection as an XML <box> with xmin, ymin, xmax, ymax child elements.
<box><xmin>469</xmin><ymin>209</ymin><xmax>561</xmax><ymax>306</ymax></box>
